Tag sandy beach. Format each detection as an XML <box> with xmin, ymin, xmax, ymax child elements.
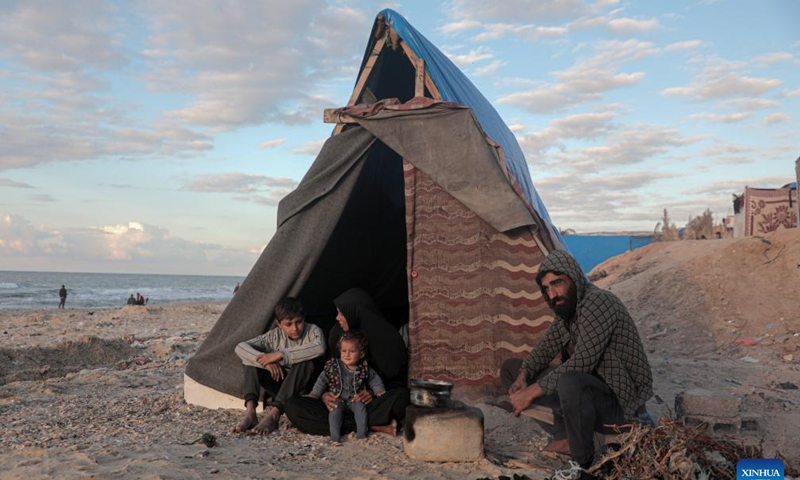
<box><xmin>1</xmin><ymin>230</ymin><xmax>799</xmax><ymax>479</ymax></box>
<box><xmin>0</xmin><ymin>302</ymin><xmax>558</xmax><ymax>480</ymax></box>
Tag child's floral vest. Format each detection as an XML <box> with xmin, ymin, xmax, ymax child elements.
<box><xmin>323</xmin><ymin>357</ymin><xmax>370</xmax><ymax>397</ymax></box>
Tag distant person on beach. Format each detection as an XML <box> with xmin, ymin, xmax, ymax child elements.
<box><xmin>233</xmin><ymin>282</ymin><xmax>240</xmax><ymax>294</ymax></box>
<box><xmin>233</xmin><ymin>297</ymin><xmax>325</xmax><ymax>436</ymax></box>
<box><xmin>502</xmin><ymin>251</ymin><xmax>653</xmax><ymax>479</ymax></box>
<box><xmin>135</xmin><ymin>293</ymin><xmax>146</xmax><ymax>305</ymax></box>
<box><xmin>305</xmin><ymin>331</ymin><xmax>386</xmax><ymax>442</ymax></box>
<box><xmin>127</xmin><ymin>294</ymin><xmax>136</xmax><ymax>305</ymax></box>
<box><xmin>58</xmin><ymin>285</ymin><xmax>67</xmax><ymax>309</ymax></box>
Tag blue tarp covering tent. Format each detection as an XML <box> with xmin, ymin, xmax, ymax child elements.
<box><xmin>371</xmin><ymin>9</ymin><xmax>564</xmax><ymax>250</ymax></box>
<box><xmin>562</xmin><ymin>235</ymin><xmax>654</xmax><ymax>273</ymax></box>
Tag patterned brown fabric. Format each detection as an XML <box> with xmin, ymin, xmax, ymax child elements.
<box><xmin>404</xmin><ymin>161</ymin><xmax>553</xmax><ymax>399</ymax></box>
<box><xmin>744</xmin><ymin>187</ymin><xmax>797</xmax><ymax>236</ymax></box>
<box><xmin>523</xmin><ymin>250</ymin><xmax>653</xmax><ymax>419</ymax></box>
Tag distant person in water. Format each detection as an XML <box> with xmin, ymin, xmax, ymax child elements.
<box><xmin>58</xmin><ymin>285</ymin><xmax>67</xmax><ymax>309</ymax></box>
<box><xmin>127</xmin><ymin>294</ymin><xmax>136</xmax><ymax>305</ymax></box>
<box><xmin>233</xmin><ymin>282</ymin><xmax>240</xmax><ymax>294</ymax></box>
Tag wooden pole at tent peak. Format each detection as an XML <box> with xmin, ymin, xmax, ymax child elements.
<box><xmin>327</xmin><ymin>35</ymin><xmax>444</xmax><ymax>132</ymax></box>
<box><xmin>332</xmin><ymin>36</ymin><xmax>387</xmax><ymax>135</ymax></box>
<box><xmin>415</xmin><ymin>58</ymin><xmax>425</xmax><ymax>98</ymax></box>
<box><xmin>399</xmin><ymin>40</ymin><xmax>442</xmax><ymax>101</ymax></box>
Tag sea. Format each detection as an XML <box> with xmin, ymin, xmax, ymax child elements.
<box><xmin>0</xmin><ymin>271</ymin><xmax>242</xmax><ymax>309</ymax></box>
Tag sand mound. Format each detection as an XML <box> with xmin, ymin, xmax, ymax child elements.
<box><xmin>592</xmin><ymin>228</ymin><xmax>800</xmax><ymax>360</ymax></box>
<box><xmin>0</xmin><ymin>336</ymin><xmax>138</xmax><ymax>385</ymax></box>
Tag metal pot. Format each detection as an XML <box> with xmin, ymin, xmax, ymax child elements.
<box><xmin>408</xmin><ymin>378</ymin><xmax>454</xmax><ymax>408</ymax></box>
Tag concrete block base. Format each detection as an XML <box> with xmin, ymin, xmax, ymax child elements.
<box><xmin>675</xmin><ymin>389</ymin><xmax>741</xmax><ymax>418</ymax></box>
<box><xmin>403</xmin><ymin>402</ymin><xmax>484</xmax><ymax>462</ymax></box>
<box><xmin>683</xmin><ymin>414</ymin><xmax>738</xmax><ymax>434</ymax></box>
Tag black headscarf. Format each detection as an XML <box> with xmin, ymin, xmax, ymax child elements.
<box><xmin>330</xmin><ymin>288</ymin><xmax>408</xmax><ymax>385</ymax></box>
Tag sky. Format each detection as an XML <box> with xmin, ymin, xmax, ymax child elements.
<box><xmin>1</xmin><ymin>0</ymin><xmax>798</xmax><ymax>276</ymax></box>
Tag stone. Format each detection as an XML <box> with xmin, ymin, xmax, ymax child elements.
<box><xmin>675</xmin><ymin>389</ymin><xmax>741</xmax><ymax>419</ymax></box>
<box><xmin>739</xmin><ymin>415</ymin><xmax>760</xmax><ymax>432</ymax></box>
<box><xmin>683</xmin><ymin>414</ymin><xmax>739</xmax><ymax>434</ymax></box>
<box><xmin>403</xmin><ymin>402</ymin><xmax>484</xmax><ymax>462</ymax></box>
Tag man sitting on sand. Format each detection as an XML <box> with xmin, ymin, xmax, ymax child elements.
<box><xmin>233</xmin><ymin>297</ymin><xmax>325</xmax><ymax>435</ymax></box>
<box><xmin>503</xmin><ymin>251</ymin><xmax>653</xmax><ymax>479</ymax></box>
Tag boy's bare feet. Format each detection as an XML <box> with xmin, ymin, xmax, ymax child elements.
<box><xmin>369</xmin><ymin>419</ymin><xmax>398</xmax><ymax>436</ymax></box>
<box><xmin>233</xmin><ymin>407</ymin><xmax>258</xmax><ymax>433</ymax></box>
<box><xmin>542</xmin><ymin>438</ymin><xmax>570</xmax><ymax>455</ymax></box>
<box><xmin>251</xmin><ymin>407</ymin><xmax>281</xmax><ymax>436</ymax></box>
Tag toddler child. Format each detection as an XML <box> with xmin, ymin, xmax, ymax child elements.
<box><xmin>307</xmin><ymin>331</ymin><xmax>385</xmax><ymax>442</ymax></box>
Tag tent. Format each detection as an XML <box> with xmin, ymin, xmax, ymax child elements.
<box><xmin>184</xmin><ymin>9</ymin><xmax>565</xmax><ymax>408</ymax></box>
<box><xmin>732</xmin><ymin>184</ymin><xmax>797</xmax><ymax>237</ymax></box>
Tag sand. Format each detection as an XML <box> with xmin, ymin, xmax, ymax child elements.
<box><xmin>0</xmin><ymin>303</ymin><xmax>557</xmax><ymax>480</ymax></box>
<box><xmin>1</xmin><ymin>230</ymin><xmax>798</xmax><ymax>479</ymax></box>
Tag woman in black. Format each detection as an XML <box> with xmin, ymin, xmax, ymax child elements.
<box><xmin>284</xmin><ymin>288</ymin><xmax>410</xmax><ymax>435</ymax></box>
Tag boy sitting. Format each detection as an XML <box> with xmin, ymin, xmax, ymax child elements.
<box><xmin>233</xmin><ymin>297</ymin><xmax>325</xmax><ymax>435</ymax></box>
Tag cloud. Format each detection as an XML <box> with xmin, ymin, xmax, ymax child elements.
<box><xmin>664</xmin><ymin>40</ymin><xmax>708</xmax><ymax>52</ymax></box>
<box><xmin>719</xmin><ymin>98</ymin><xmax>780</xmax><ymax>111</ymax></box>
<box><xmin>700</xmin><ymin>144</ymin><xmax>753</xmax><ymax>157</ymax></box>
<box><xmin>689</xmin><ymin>112</ymin><xmax>752</xmax><ymax>123</ymax></box>
<box><xmin>531</xmin><ymin>170</ymin><xmax>681</xmax><ymax>231</ymax></box>
<box><xmin>140</xmin><ymin>1</ymin><xmax>371</xmax><ymax>129</ymax></box>
<box><xmin>442</xmin><ymin>0</ymin><xmax>657</xmax><ymax>44</ymax></box>
<box><xmin>0</xmin><ymin>1</ymin><xmax>127</xmax><ymax>72</ymax></box>
<box><xmin>763</xmin><ymin>113</ymin><xmax>791</xmax><ymax>125</ymax></box>
<box><xmin>0</xmin><ymin>1</ymin><xmax>374</xmax><ymax>171</ymax></box>
<box><xmin>532</xmin><ymin>124</ymin><xmax>704</xmax><ymax>170</ymax></box>
<box><xmin>661</xmin><ymin>57</ymin><xmax>782</xmax><ymax>100</ymax></box>
<box><xmin>0</xmin><ymin>214</ymin><xmax>62</xmax><ymax>256</ymax></box>
<box><xmin>0</xmin><ymin>3</ymin><xmax>218</xmax><ymax>170</ymax></box>
<box><xmin>30</xmin><ymin>194</ymin><xmax>56</xmax><ymax>202</ymax></box>
<box><xmin>257</xmin><ymin>138</ymin><xmax>288</xmax><ymax>149</ymax></box>
<box><xmin>0</xmin><ymin>213</ymin><xmax>258</xmax><ymax>274</ymax></box>
<box><xmin>238</xmin><ymin>190</ymin><xmax>294</xmax><ymax>206</ymax></box>
<box><xmin>605</xmin><ymin>17</ymin><xmax>659</xmax><ymax>34</ymax></box>
<box><xmin>508</xmin><ymin>123</ymin><xmax>528</xmax><ymax>133</ymax></box>
<box><xmin>498</xmin><ymin>69</ymin><xmax>644</xmax><ymax>114</ymax></box>
<box><xmin>443</xmin><ymin>46</ymin><xmax>495</xmax><ymax>66</ymax></box>
<box><xmin>496</xmin><ymin>39</ymin><xmax>657</xmax><ymax>114</ymax></box>
<box><xmin>290</xmin><ymin>139</ymin><xmax>326</xmax><ymax>156</ymax></box>
<box><xmin>753</xmin><ymin>52</ymin><xmax>795</xmax><ymax>66</ymax></box>
<box><xmin>0</xmin><ymin>178</ymin><xmax>34</xmax><ymax>188</ymax></box>
<box><xmin>0</xmin><ymin>108</ymin><xmax>214</xmax><ymax>170</ymax></box>
<box><xmin>519</xmin><ymin>110</ymin><xmax>617</xmax><ymax>161</ymax></box>
<box><xmin>439</xmin><ymin>20</ymin><xmax>481</xmax><ymax>35</ymax></box>
<box><xmin>569</xmin><ymin>12</ymin><xmax>660</xmax><ymax>35</ymax></box>
<box><xmin>471</xmin><ymin>23</ymin><xmax>568</xmax><ymax>42</ymax></box>
<box><xmin>693</xmin><ymin>176</ymin><xmax>796</xmax><ymax>195</ymax></box>
<box><xmin>182</xmin><ymin>173</ymin><xmax>297</xmax><ymax>193</ymax></box>
<box><xmin>447</xmin><ymin>0</ymin><xmax>588</xmax><ymax>23</ymax></box>
<box><xmin>782</xmin><ymin>88</ymin><xmax>800</xmax><ymax>98</ymax></box>
<box><xmin>475</xmin><ymin>60</ymin><xmax>506</xmax><ymax>76</ymax></box>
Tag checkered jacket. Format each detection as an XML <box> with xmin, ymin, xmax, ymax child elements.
<box><xmin>522</xmin><ymin>250</ymin><xmax>653</xmax><ymax>419</ymax></box>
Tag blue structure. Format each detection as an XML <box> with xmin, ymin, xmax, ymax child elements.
<box><xmin>561</xmin><ymin>235</ymin><xmax>654</xmax><ymax>273</ymax></box>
